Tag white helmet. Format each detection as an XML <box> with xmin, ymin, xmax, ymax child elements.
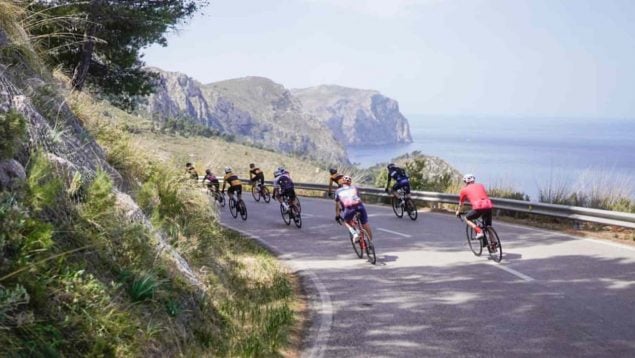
<box><xmin>277</xmin><ymin>166</ymin><xmax>285</xmax><ymax>173</ymax></box>
<box><xmin>463</xmin><ymin>173</ymin><xmax>476</xmax><ymax>184</ymax></box>
<box><xmin>224</xmin><ymin>166</ymin><xmax>232</xmax><ymax>174</ymax></box>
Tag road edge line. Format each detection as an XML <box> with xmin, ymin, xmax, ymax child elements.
<box><xmin>219</xmin><ymin>223</ymin><xmax>332</xmax><ymax>358</ymax></box>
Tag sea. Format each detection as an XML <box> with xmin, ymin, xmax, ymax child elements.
<box><xmin>348</xmin><ymin>114</ymin><xmax>635</xmax><ymax>201</ymax></box>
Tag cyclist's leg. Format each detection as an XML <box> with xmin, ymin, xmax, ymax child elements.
<box><xmin>482</xmin><ymin>208</ymin><xmax>493</xmax><ymax>227</ymax></box>
<box><xmin>357</xmin><ymin>205</ymin><xmax>372</xmax><ymax>240</ymax></box>
<box><xmin>342</xmin><ymin>207</ymin><xmax>358</xmax><ymax>237</ymax></box>
<box><xmin>465</xmin><ymin>210</ymin><xmax>482</xmax><ymax>232</ymax></box>
<box><xmin>402</xmin><ymin>181</ymin><xmax>411</xmax><ymax>199</ymax></box>
<box><xmin>236</xmin><ymin>185</ymin><xmax>243</xmax><ymax>201</ymax></box>
<box><xmin>391</xmin><ymin>183</ymin><xmax>401</xmax><ymax>199</ymax></box>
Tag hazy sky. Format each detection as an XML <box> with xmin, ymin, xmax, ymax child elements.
<box><xmin>143</xmin><ymin>0</ymin><xmax>635</xmax><ymax>118</ymax></box>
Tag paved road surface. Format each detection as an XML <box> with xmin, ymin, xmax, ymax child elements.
<box><xmin>219</xmin><ymin>196</ymin><xmax>635</xmax><ymax>357</ymax></box>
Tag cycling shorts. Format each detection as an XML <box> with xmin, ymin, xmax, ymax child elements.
<box><xmin>282</xmin><ymin>188</ymin><xmax>296</xmax><ymax>200</ymax></box>
<box><xmin>343</xmin><ymin>204</ymin><xmax>368</xmax><ymax>225</ymax></box>
<box><xmin>392</xmin><ymin>179</ymin><xmax>411</xmax><ymax>194</ymax></box>
<box><xmin>466</xmin><ymin>208</ymin><xmax>492</xmax><ymax>226</ymax></box>
<box><xmin>228</xmin><ymin>185</ymin><xmax>242</xmax><ymax>196</ymax></box>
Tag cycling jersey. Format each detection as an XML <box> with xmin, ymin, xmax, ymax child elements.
<box><xmin>250</xmin><ymin>168</ymin><xmax>265</xmax><ymax>185</ymax></box>
<box><xmin>203</xmin><ymin>174</ymin><xmax>219</xmax><ymax>188</ymax></box>
<box><xmin>386</xmin><ymin>167</ymin><xmax>410</xmax><ymax>193</ymax></box>
<box><xmin>223</xmin><ymin>173</ymin><xmax>241</xmax><ymax>187</ymax></box>
<box><xmin>335</xmin><ymin>186</ymin><xmax>362</xmax><ymax>208</ymax></box>
<box><xmin>187</xmin><ymin>166</ymin><xmax>199</xmax><ymax>179</ymax></box>
<box><xmin>273</xmin><ymin>174</ymin><xmax>294</xmax><ymax>190</ymax></box>
<box><xmin>459</xmin><ymin>183</ymin><xmax>493</xmax><ymax>210</ymax></box>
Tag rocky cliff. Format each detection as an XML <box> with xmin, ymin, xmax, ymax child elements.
<box><xmin>142</xmin><ymin>69</ymin><xmax>349</xmax><ymax>164</ymax></box>
<box><xmin>291</xmin><ymin>85</ymin><xmax>412</xmax><ymax>146</ymax></box>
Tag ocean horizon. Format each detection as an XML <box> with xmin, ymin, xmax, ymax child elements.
<box><xmin>349</xmin><ymin>114</ymin><xmax>635</xmax><ymax>201</ymax></box>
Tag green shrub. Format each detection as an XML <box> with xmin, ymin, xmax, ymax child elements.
<box><xmin>0</xmin><ymin>110</ymin><xmax>26</xmax><ymax>159</ymax></box>
<box><xmin>128</xmin><ymin>272</ymin><xmax>161</xmax><ymax>302</ymax></box>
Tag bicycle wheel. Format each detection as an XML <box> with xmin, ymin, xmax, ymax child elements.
<box><xmin>239</xmin><ymin>200</ymin><xmax>248</xmax><ymax>221</ymax></box>
<box><xmin>295</xmin><ymin>197</ymin><xmax>301</xmax><ymax>214</ymax></box>
<box><xmin>486</xmin><ymin>227</ymin><xmax>503</xmax><ymax>262</ymax></box>
<box><xmin>251</xmin><ymin>185</ymin><xmax>260</xmax><ymax>202</ymax></box>
<box><xmin>392</xmin><ymin>197</ymin><xmax>404</xmax><ymax>218</ymax></box>
<box><xmin>229</xmin><ymin>198</ymin><xmax>238</xmax><ymax>218</ymax></box>
<box><xmin>466</xmin><ymin>224</ymin><xmax>483</xmax><ymax>256</ymax></box>
<box><xmin>292</xmin><ymin>206</ymin><xmax>302</xmax><ymax>228</ymax></box>
<box><xmin>406</xmin><ymin>198</ymin><xmax>418</xmax><ymax>221</ymax></box>
<box><xmin>361</xmin><ymin>229</ymin><xmax>376</xmax><ymax>264</ymax></box>
<box><xmin>280</xmin><ymin>203</ymin><xmax>291</xmax><ymax>225</ymax></box>
<box><xmin>262</xmin><ymin>186</ymin><xmax>271</xmax><ymax>203</ymax></box>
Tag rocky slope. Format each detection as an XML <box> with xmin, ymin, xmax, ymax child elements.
<box><xmin>292</xmin><ymin>85</ymin><xmax>412</xmax><ymax>146</ymax></box>
<box><xmin>142</xmin><ymin>69</ymin><xmax>349</xmax><ymax>164</ymax></box>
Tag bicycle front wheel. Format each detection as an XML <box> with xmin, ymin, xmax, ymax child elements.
<box><xmin>406</xmin><ymin>198</ymin><xmax>418</xmax><ymax>221</ymax></box>
<box><xmin>229</xmin><ymin>198</ymin><xmax>238</xmax><ymax>218</ymax></box>
<box><xmin>280</xmin><ymin>204</ymin><xmax>291</xmax><ymax>225</ymax></box>
<box><xmin>263</xmin><ymin>187</ymin><xmax>271</xmax><ymax>203</ymax></box>
<box><xmin>486</xmin><ymin>227</ymin><xmax>502</xmax><ymax>262</ymax></box>
<box><xmin>251</xmin><ymin>185</ymin><xmax>260</xmax><ymax>202</ymax></box>
<box><xmin>466</xmin><ymin>224</ymin><xmax>483</xmax><ymax>256</ymax></box>
<box><xmin>361</xmin><ymin>229</ymin><xmax>376</xmax><ymax>264</ymax></box>
<box><xmin>392</xmin><ymin>197</ymin><xmax>404</xmax><ymax>218</ymax></box>
<box><xmin>350</xmin><ymin>231</ymin><xmax>363</xmax><ymax>258</ymax></box>
<box><xmin>239</xmin><ymin>200</ymin><xmax>248</xmax><ymax>221</ymax></box>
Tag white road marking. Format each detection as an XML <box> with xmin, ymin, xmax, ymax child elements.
<box><xmin>488</xmin><ymin>262</ymin><xmax>535</xmax><ymax>282</ymax></box>
<box><xmin>377</xmin><ymin>228</ymin><xmax>412</xmax><ymax>238</ymax></box>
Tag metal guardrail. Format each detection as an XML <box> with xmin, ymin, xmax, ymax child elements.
<box><xmin>201</xmin><ymin>177</ymin><xmax>635</xmax><ymax>229</ymax></box>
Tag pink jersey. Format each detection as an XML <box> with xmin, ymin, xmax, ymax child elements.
<box><xmin>335</xmin><ymin>186</ymin><xmax>362</xmax><ymax>208</ymax></box>
<box><xmin>459</xmin><ymin>183</ymin><xmax>493</xmax><ymax>210</ymax></box>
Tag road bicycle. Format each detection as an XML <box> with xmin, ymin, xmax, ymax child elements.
<box><xmin>228</xmin><ymin>194</ymin><xmax>248</xmax><ymax>221</ymax></box>
<box><xmin>459</xmin><ymin>214</ymin><xmax>502</xmax><ymax>262</ymax></box>
<box><xmin>251</xmin><ymin>181</ymin><xmax>271</xmax><ymax>203</ymax></box>
<box><xmin>391</xmin><ymin>188</ymin><xmax>418</xmax><ymax>220</ymax></box>
<box><xmin>207</xmin><ymin>187</ymin><xmax>225</xmax><ymax>207</ymax></box>
<box><xmin>338</xmin><ymin>212</ymin><xmax>376</xmax><ymax>265</ymax></box>
<box><xmin>280</xmin><ymin>194</ymin><xmax>301</xmax><ymax>228</ymax></box>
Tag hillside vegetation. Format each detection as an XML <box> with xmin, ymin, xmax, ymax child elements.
<box><xmin>0</xmin><ymin>3</ymin><xmax>299</xmax><ymax>356</ymax></box>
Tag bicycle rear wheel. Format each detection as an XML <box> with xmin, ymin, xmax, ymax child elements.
<box><xmin>361</xmin><ymin>229</ymin><xmax>376</xmax><ymax>264</ymax></box>
<box><xmin>229</xmin><ymin>198</ymin><xmax>238</xmax><ymax>218</ymax></box>
<box><xmin>486</xmin><ymin>227</ymin><xmax>502</xmax><ymax>262</ymax></box>
<box><xmin>406</xmin><ymin>198</ymin><xmax>418</xmax><ymax>221</ymax></box>
<box><xmin>292</xmin><ymin>206</ymin><xmax>302</xmax><ymax>228</ymax></box>
<box><xmin>239</xmin><ymin>200</ymin><xmax>248</xmax><ymax>221</ymax></box>
<box><xmin>263</xmin><ymin>187</ymin><xmax>271</xmax><ymax>203</ymax></box>
<box><xmin>280</xmin><ymin>203</ymin><xmax>291</xmax><ymax>225</ymax></box>
<box><xmin>392</xmin><ymin>197</ymin><xmax>404</xmax><ymax>218</ymax></box>
<box><xmin>466</xmin><ymin>224</ymin><xmax>483</xmax><ymax>256</ymax></box>
<box><xmin>251</xmin><ymin>185</ymin><xmax>261</xmax><ymax>202</ymax></box>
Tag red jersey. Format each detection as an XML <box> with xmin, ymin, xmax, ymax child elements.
<box><xmin>459</xmin><ymin>183</ymin><xmax>493</xmax><ymax>210</ymax></box>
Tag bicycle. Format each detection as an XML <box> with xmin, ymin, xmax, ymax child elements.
<box><xmin>338</xmin><ymin>212</ymin><xmax>376</xmax><ymax>265</ymax></box>
<box><xmin>207</xmin><ymin>187</ymin><xmax>225</xmax><ymax>207</ymax></box>
<box><xmin>228</xmin><ymin>195</ymin><xmax>248</xmax><ymax>221</ymax></box>
<box><xmin>279</xmin><ymin>194</ymin><xmax>301</xmax><ymax>228</ymax></box>
<box><xmin>251</xmin><ymin>181</ymin><xmax>271</xmax><ymax>203</ymax></box>
<box><xmin>458</xmin><ymin>214</ymin><xmax>502</xmax><ymax>262</ymax></box>
<box><xmin>391</xmin><ymin>188</ymin><xmax>418</xmax><ymax>220</ymax></box>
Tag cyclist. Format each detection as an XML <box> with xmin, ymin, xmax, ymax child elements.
<box><xmin>335</xmin><ymin>176</ymin><xmax>372</xmax><ymax>242</ymax></box>
<box><xmin>203</xmin><ymin>169</ymin><xmax>220</xmax><ymax>193</ymax></box>
<box><xmin>327</xmin><ymin>167</ymin><xmax>344</xmax><ymax>198</ymax></box>
<box><xmin>385</xmin><ymin>163</ymin><xmax>411</xmax><ymax>201</ymax></box>
<box><xmin>273</xmin><ymin>167</ymin><xmax>297</xmax><ymax>211</ymax></box>
<box><xmin>185</xmin><ymin>162</ymin><xmax>199</xmax><ymax>180</ymax></box>
<box><xmin>249</xmin><ymin>163</ymin><xmax>265</xmax><ymax>189</ymax></box>
<box><xmin>455</xmin><ymin>174</ymin><xmax>493</xmax><ymax>240</ymax></box>
<box><xmin>221</xmin><ymin>166</ymin><xmax>242</xmax><ymax>202</ymax></box>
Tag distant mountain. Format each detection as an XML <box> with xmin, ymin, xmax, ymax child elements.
<box><xmin>292</xmin><ymin>85</ymin><xmax>412</xmax><ymax>146</ymax></box>
<box><xmin>142</xmin><ymin>69</ymin><xmax>413</xmax><ymax>163</ymax></box>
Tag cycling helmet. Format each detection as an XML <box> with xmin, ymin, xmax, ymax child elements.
<box><xmin>329</xmin><ymin>168</ymin><xmax>337</xmax><ymax>175</ymax></box>
<box><xmin>463</xmin><ymin>173</ymin><xmax>476</xmax><ymax>184</ymax></box>
<box><xmin>342</xmin><ymin>175</ymin><xmax>352</xmax><ymax>185</ymax></box>
<box><xmin>205</xmin><ymin>169</ymin><xmax>211</xmax><ymax>175</ymax></box>
<box><xmin>274</xmin><ymin>169</ymin><xmax>282</xmax><ymax>178</ymax></box>
<box><xmin>277</xmin><ymin>166</ymin><xmax>285</xmax><ymax>173</ymax></box>
<box><xmin>224</xmin><ymin>166</ymin><xmax>232</xmax><ymax>174</ymax></box>
<box><xmin>249</xmin><ymin>163</ymin><xmax>255</xmax><ymax>168</ymax></box>
<box><xmin>387</xmin><ymin>163</ymin><xmax>395</xmax><ymax>170</ymax></box>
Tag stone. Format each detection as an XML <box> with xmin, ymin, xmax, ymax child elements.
<box><xmin>0</xmin><ymin>159</ymin><xmax>26</xmax><ymax>190</ymax></box>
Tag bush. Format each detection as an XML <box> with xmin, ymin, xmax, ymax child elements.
<box><xmin>0</xmin><ymin>110</ymin><xmax>26</xmax><ymax>159</ymax></box>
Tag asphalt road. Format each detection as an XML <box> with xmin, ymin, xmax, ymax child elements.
<box><xmin>219</xmin><ymin>195</ymin><xmax>635</xmax><ymax>357</ymax></box>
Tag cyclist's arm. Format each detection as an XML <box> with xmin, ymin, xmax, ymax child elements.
<box><xmin>328</xmin><ymin>178</ymin><xmax>334</xmax><ymax>194</ymax></box>
<box><xmin>335</xmin><ymin>199</ymin><xmax>342</xmax><ymax>217</ymax></box>
<box><xmin>221</xmin><ymin>179</ymin><xmax>227</xmax><ymax>192</ymax></box>
<box><xmin>385</xmin><ymin>173</ymin><xmax>392</xmax><ymax>191</ymax></box>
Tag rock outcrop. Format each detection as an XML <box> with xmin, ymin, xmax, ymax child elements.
<box><xmin>142</xmin><ymin>69</ymin><xmax>349</xmax><ymax>164</ymax></box>
<box><xmin>291</xmin><ymin>85</ymin><xmax>412</xmax><ymax>146</ymax></box>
